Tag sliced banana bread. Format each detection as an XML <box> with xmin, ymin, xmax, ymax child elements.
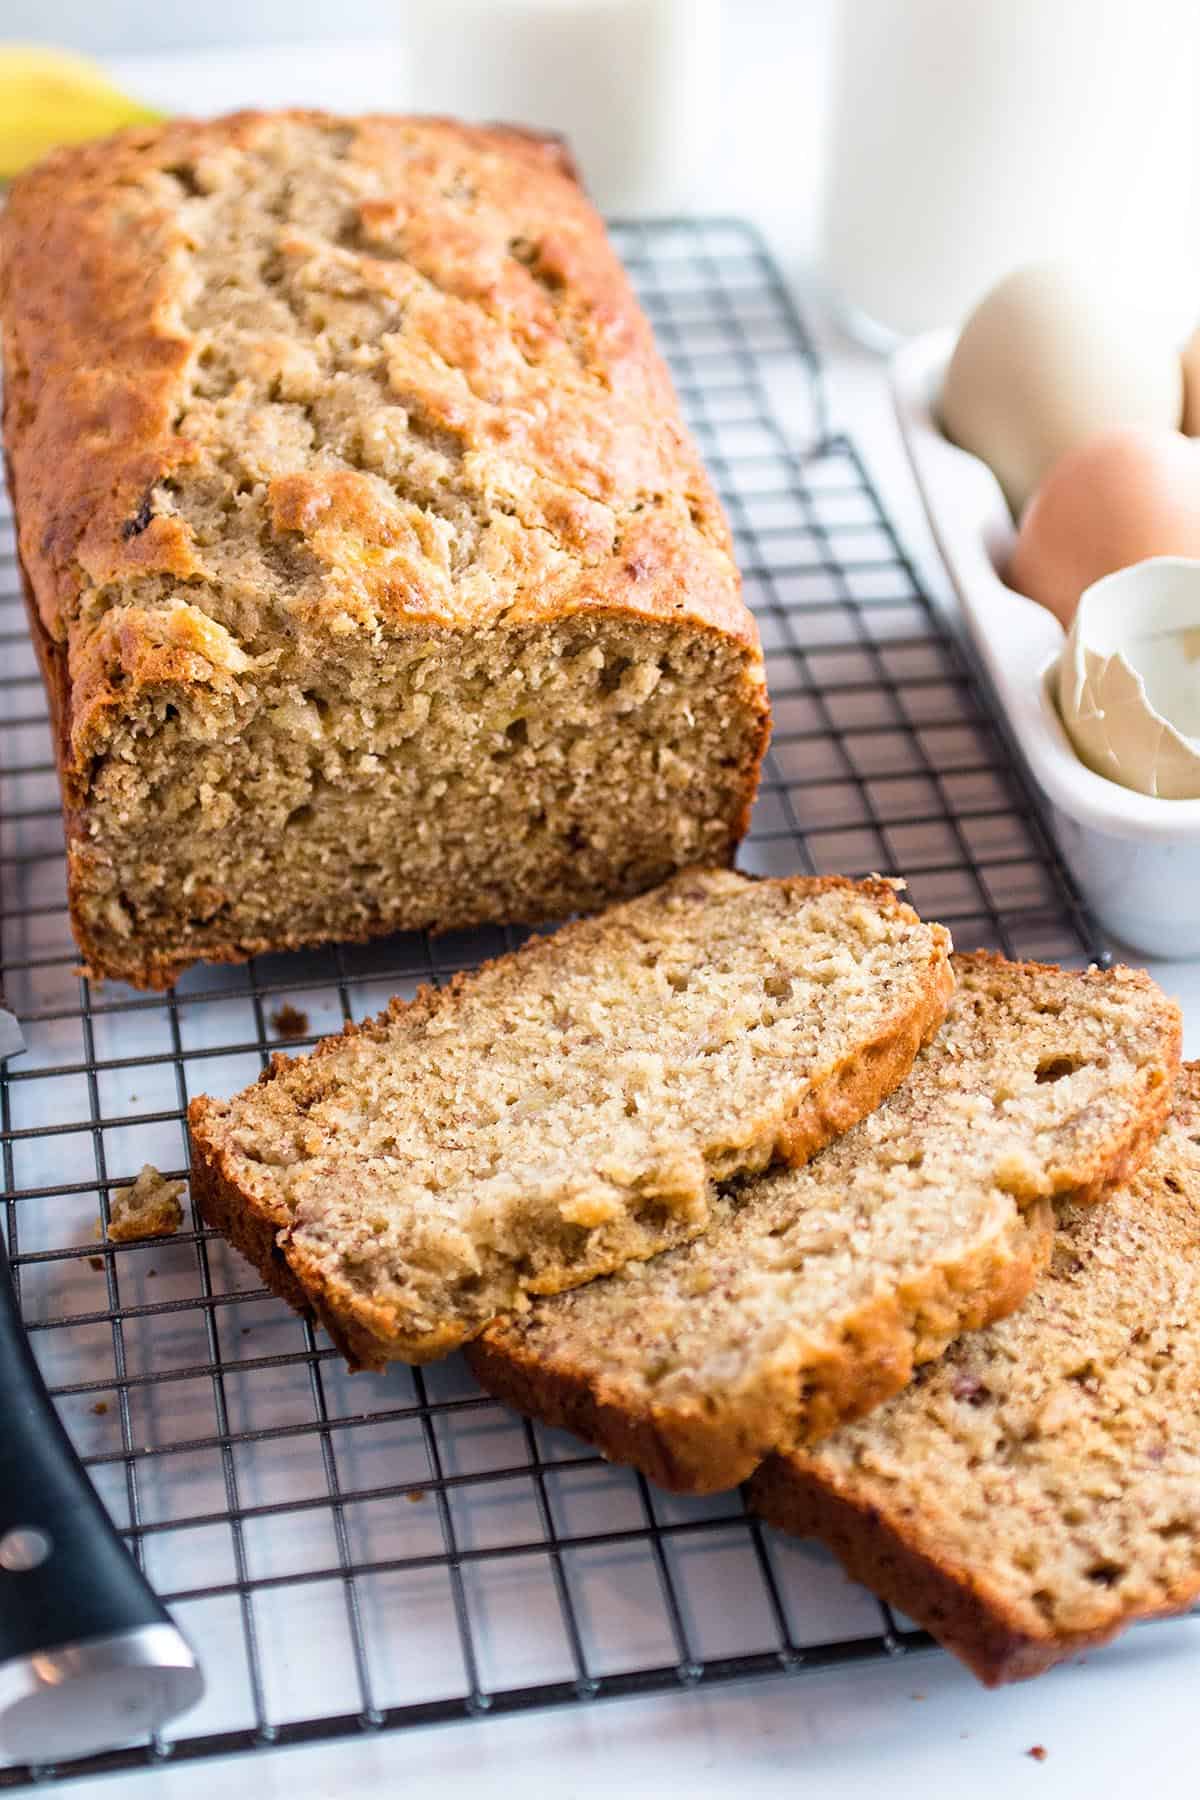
<box><xmin>189</xmin><ymin>870</ymin><xmax>953</xmax><ymax>1366</ymax></box>
<box><xmin>468</xmin><ymin>955</ymin><xmax>1181</xmax><ymax>1491</ymax></box>
<box><xmin>750</xmin><ymin>1063</ymin><xmax>1200</xmax><ymax>1685</ymax></box>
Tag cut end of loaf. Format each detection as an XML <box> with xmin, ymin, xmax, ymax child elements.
<box><xmin>67</xmin><ymin>617</ymin><xmax>766</xmax><ymax>988</ymax></box>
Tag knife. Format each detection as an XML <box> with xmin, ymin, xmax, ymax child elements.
<box><xmin>0</xmin><ymin>1009</ymin><xmax>204</xmax><ymax>1763</ymax></box>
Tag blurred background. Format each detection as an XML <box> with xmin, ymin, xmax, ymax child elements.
<box><xmin>0</xmin><ymin>0</ymin><xmax>833</xmax><ymax>298</ymax></box>
<box><xmin>6</xmin><ymin>0</ymin><xmax>1200</xmax><ymax>342</ymax></box>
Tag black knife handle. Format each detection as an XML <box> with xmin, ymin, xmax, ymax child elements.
<box><xmin>0</xmin><ymin>1239</ymin><xmax>203</xmax><ymax>1761</ymax></box>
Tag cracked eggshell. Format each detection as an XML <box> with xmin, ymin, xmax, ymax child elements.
<box><xmin>1058</xmin><ymin>558</ymin><xmax>1200</xmax><ymax>799</ymax></box>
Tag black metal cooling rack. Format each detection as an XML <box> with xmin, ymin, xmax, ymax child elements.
<box><xmin>0</xmin><ymin>218</ymin><xmax>1105</xmax><ymax>1788</ymax></box>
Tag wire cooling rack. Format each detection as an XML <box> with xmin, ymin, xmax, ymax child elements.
<box><xmin>0</xmin><ymin>219</ymin><xmax>1104</xmax><ymax>1787</ymax></box>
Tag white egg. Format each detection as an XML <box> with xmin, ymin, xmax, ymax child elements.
<box><xmin>1058</xmin><ymin>558</ymin><xmax>1200</xmax><ymax>799</ymax></box>
<box><xmin>939</xmin><ymin>264</ymin><xmax>1183</xmax><ymax>515</ymax></box>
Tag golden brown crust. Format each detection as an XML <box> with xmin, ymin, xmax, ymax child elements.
<box><xmin>466</xmin><ymin>1197</ymin><xmax>1052</xmax><ymax>1494</ymax></box>
<box><xmin>773</xmin><ymin>949</ymin><xmax>955</xmax><ymax>1165</ymax></box>
<box><xmin>751</xmin><ymin>1455</ymin><xmax>1200</xmax><ymax>1685</ymax></box>
<box><xmin>3</xmin><ymin>111</ymin><xmax>759</xmax><ymax>743</ymax></box>
<box><xmin>3</xmin><ymin>112</ymin><xmax>754</xmax><ymax>664</ymax></box>
<box><xmin>189</xmin><ymin>874</ymin><xmax>950</xmax><ymax>1367</ymax></box>
<box><xmin>748</xmin><ymin>1454</ymin><xmax>1080</xmax><ymax>1685</ymax></box>
<box><xmin>2</xmin><ymin>111</ymin><xmax>767</xmax><ymax>988</ymax></box>
<box><xmin>947</xmin><ymin>953</ymin><xmax>1181</xmax><ymax>1208</ymax></box>
<box><xmin>191</xmin><ymin>1140</ymin><xmax>385</xmax><ymax>1366</ymax></box>
<box><xmin>8</xmin><ymin>463</ymin><xmax>108</xmax><ymax>977</ymax></box>
<box><xmin>191</xmin><ymin>1077</ymin><xmax>469</xmax><ymax>1366</ymax></box>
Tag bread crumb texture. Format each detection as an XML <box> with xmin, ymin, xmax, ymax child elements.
<box><xmin>750</xmin><ymin>1064</ymin><xmax>1200</xmax><ymax>1684</ymax></box>
<box><xmin>0</xmin><ymin>112</ymin><xmax>767</xmax><ymax>987</ymax></box>
<box><xmin>189</xmin><ymin>871</ymin><xmax>952</xmax><ymax>1364</ymax></box>
<box><xmin>469</xmin><ymin>954</ymin><xmax>1180</xmax><ymax>1491</ymax></box>
<box><xmin>107</xmin><ymin>1164</ymin><xmax>186</xmax><ymax>1241</ymax></box>
<box><xmin>270</xmin><ymin>1003</ymin><xmax>309</xmax><ymax>1040</ymax></box>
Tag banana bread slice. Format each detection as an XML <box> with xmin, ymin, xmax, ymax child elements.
<box><xmin>0</xmin><ymin>111</ymin><xmax>767</xmax><ymax>989</ymax></box>
<box><xmin>750</xmin><ymin>1063</ymin><xmax>1200</xmax><ymax>1685</ymax></box>
<box><xmin>188</xmin><ymin>871</ymin><xmax>953</xmax><ymax>1366</ymax></box>
<box><xmin>468</xmin><ymin>954</ymin><xmax>1180</xmax><ymax>1491</ymax></box>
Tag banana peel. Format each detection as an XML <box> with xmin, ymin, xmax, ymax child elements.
<box><xmin>0</xmin><ymin>46</ymin><xmax>163</xmax><ymax>180</ymax></box>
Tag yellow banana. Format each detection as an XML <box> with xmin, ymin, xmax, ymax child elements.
<box><xmin>0</xmin><ymin>45</ymin><xmax>162</xmax><ymax>180</ymax></box>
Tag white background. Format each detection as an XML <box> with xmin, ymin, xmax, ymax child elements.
<box><xmin>4</xmin><ymin>12</ymin><xmax>1200</xmax><ymax>1797</ymax></box>
<box><xmin>6</xmin><ymin>0</ymin><xmax>837</xmax><ymax>291</ymax></box>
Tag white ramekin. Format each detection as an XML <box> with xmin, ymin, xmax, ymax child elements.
<box><xmin>891</xmin><ymin>332</ymin><xmax>1200</xmax><ymax>958</ymax></box>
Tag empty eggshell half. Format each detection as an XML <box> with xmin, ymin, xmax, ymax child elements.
<box><xmin>939</xmin><ymin>264</ymin><xmax>1183</xmax><ymax>515</ymax></box>
<box><xmin>1058</xmin><ymin>558</ymin><xmax>1200</xmax><ymax>799</ymax></box>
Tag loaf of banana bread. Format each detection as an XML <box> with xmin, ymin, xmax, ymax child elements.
<box><xmin>0</xmin><ymin>111</ymin><xmax>768</xmax><ymax>988</ymax></box>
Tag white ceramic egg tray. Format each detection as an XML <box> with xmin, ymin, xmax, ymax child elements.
<box><xmin>892</xmin><ymin>332</ymin><xmax>1200</xmax><ymax>959</ymax></box>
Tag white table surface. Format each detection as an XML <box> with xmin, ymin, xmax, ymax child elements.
<box><xmin>28</xmin><ymin>33</ymin><xmax>1200</xmax><ymax>1800</ymax></box>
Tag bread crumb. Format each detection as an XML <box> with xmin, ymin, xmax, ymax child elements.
<box><xmin>106</xmin><ymin>1165</ymin><xmax>185</xmax><ymax>1242</ymax></box>
<box><xmin>88</xmin><ymin>1255</ymin><xmax>104</xmax><ymax>1271</ymax></box>
<box><xmin>270</xmin><ymin>1003</ymin><xmax>309</xmax><ymax>1040</ymax></box>
<box><xmin>91</xmin><ymin>1401</ymin><xmax>108</xmax><ymax>1416</ymax></box>
<box><xmin>406</xmin><ymin>1488</ymin><xmax>427</xmax><ymax>1504</ymax></box>
<box><xmin>1027</xmin><ymin>1746</ymin><xmax>1048</xmax><ymax>1763</ymax></box>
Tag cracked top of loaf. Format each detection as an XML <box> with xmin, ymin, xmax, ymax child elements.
<box><xmin>0</xmin><ymin>111</ymin><xmax>757</xmax><ymax>790</ymax></box>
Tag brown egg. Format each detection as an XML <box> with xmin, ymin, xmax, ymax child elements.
<box><xmin>1182</xmin><ymin>323</ymin><xmax>1200</xmax><ymax>436</ymax></box>
<box><xmin>1007</xmin><ymin>426</ymin><xmax>1200</xmax><ymax>628</ymax></box>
